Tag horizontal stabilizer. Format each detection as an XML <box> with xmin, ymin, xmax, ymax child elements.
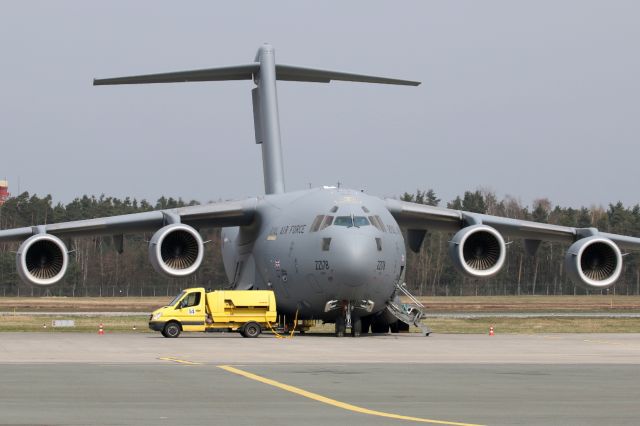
<box><xmin>94</xmin><ymin>63</ymin><xmax>259</xmax><ymax>85</ymax></box>
<box><xmin>94</xmin><ymin>63</ymin><xmax>420</xmax><ymax>87</ymax></box>
<box><xmin>275</xmin><ymin>64</ymin><xmax>421</xmax><ymax>86</ymax></box>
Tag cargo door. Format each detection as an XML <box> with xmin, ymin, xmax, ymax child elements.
<box><xmin>174</xmin><ymin>290</ymin><xmax>206</xmax><ymax>331</ymax></box>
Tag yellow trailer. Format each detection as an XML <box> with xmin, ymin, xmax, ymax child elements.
<box><xmin>149</xmin><ymin>287</ymin><xmax>277</xmax><ymax>338</ymax></box>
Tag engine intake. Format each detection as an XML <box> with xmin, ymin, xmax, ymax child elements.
<box><xmin>149</xmin><ymin>224</ymin><xmax>204</xmax><ymax>277</ymax></box>
<box><xmin>449</xmin><ymin>225</ymin><xmax>506</xmax><ymax>278</ymax></box>
<box><xmin>565</xmin><ymin>236</ymin><xmax>622</xmax><ymax>289</ymax></box>
<box><xmin>16</xmin><ymin>234</ymin><xmax>69</xmax><ymax>286</ymax></box>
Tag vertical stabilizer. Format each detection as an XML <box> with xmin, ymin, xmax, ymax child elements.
<box><xmin>94</xmin><ymin>44</ymin><xmax>420</xmax><ymax>195</ymax></box>
<box><xmin>253</xmin><ymin>44</ymin><xmax>286</xmax><ymax>194</ymax></box>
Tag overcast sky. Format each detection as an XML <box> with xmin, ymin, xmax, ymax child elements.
<box><xmin>0</xmin><ymin>1</ymin><xmax>638</xmax><ymax>209</ymax></box>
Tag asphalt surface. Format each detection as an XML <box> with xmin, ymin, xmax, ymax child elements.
<box><xmin>4</xmin><ymin>311</ymin><xmax>640</xmax><ymax>318</ymax></box>
<box><xmin>1</xmin><ymin>333</ymin><xmax>639</xmax><ymax>425</ymax></box>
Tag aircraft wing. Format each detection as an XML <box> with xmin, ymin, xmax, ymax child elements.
<box><xmin>1</xmin><ymin>197</ymin><xmax>258</xmax><ymax>286</ymax></box>
<box><xmin>385</xmin><ymin>198</ymin><xmax>640</xmax><ymax>289</ymax></box>
<box><xmin>0</xmin><ymin>197</ymin><xmax>257</xmax><ymax>243</ymax></box>
<box><xmin>385</xmin><ymin>198</ymin><xmax>640</xmax><ymax>250</ymax></box>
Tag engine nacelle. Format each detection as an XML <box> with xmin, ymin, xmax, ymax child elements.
<box><xmin>16</xmin><ymin>234</ymin><xmax>69</xmax><ymax>286</ymax></box>
<box><xmin>448</xmin><ymin>225</ymin><xmax>506</xmax><ymax>278</ymax></box>
<box><xmin>565</xmin><ymin>236</ymin><xmax>622</xmax><ymax>289</ymax></box>
<box><xmin>149</xmin><ymin>224</ymin><xmax>204</xmax><ymax>277</ymax></box>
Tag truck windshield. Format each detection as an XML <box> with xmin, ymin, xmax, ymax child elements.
<box><xmin>168</xmin><ymin>291</ymin><xmax>185</xmax><ymax>307</ymax></box>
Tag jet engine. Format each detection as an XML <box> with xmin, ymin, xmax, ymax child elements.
<box><xmin>149</xmin><ymin>224</ymin><xmax>204</xmax><ymax>277</ymax></box>
<box><xmin>565</xmin><ymin>236</ymin><xmax>622</xmax><ymax>289</ymax></box>
<box><xmin>16</xmin><ymin>234</ymin><xmax>69</xmax><ymax>286</ymax></box>
<box><xmin>448</xmin><ymin>225</ymin><xmax>506</xmax><ymax>278</ymax></box>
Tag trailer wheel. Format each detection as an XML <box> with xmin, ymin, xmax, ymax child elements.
<box><xmin>163</xmin><ymin>321</ymin><xmax>181</xmax><ymax>338</ymax></box>
<box><xmin>242</xmin><ymin>322</ymin><xmax>261</xmax><ymax>338</ymax></box>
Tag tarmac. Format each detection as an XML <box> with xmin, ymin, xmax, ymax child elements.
<box><xmin>1</xmin><ymin>332</ymin><xmax>639</xmax><ymax>425</ymax></box>
<box><xmin>5</xmin><ymin>311</ymin><xmax>640</xmax><ymax>318</ymax></box>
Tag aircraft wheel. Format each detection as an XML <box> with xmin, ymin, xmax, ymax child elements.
<box><xmin>351</xmin><ymin>317</ymin><xmax>362</xmax><ymax>337</ymax></box>
<box><xmin>361</xmin><ymin>316</ymin><xmax>371</xmax><ymax>334</ymax></box>
<box><xmin>397</xmin><ymin>321</ymin><xmax>410</xmax><ymax>332</ymax></box>
<box><xmin>371</xmin><ymin>322</ymin><xmax>389</xmax><ymax>334</ymax></box>
<box><xmin>163</xmin><ymin>321</ymin><xmax>181</xmax><ymax>338</ymax></box>
<box><xmin>243</xmin><ymin>322</ymin><xmax>262</xmax><ymax>338</ymax></box>
<box><xmin>335</xmin><ymin>317</ymin><xmax>346</xmax><ymax>337</ymax></box>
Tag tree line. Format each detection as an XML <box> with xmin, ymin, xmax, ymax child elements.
<box><xmin>0</xmin><ymin>189</ymin><xmax>639</xmax><ymax>297</ymax></box>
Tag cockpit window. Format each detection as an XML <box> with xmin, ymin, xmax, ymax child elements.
<box><xmin>310</xmin><ymin>215</ymin><xmax>324</xmax><ymax>232</ymax></box>
<box><xmin>369</xmin><ymin>216</ymin><xmax>386</xmax><ymax>232</ymax></box>
<box><xmin>334</xmin><ymin>216</ymin><xmax>370</xmax><ymax>227</ymax></box>
<box><xmin>353</xmin><ymin>216</ymin><xmax>370</xmax><ymax>227</ymax></box>
<box><xmin>310</xmin><ymin>215</ymin><xmax>334</xmax><ymax>232</ymax></box>
<box><xmin>320</xmin><ymin>215</ymin><xmax>334</xmax><ymax>230</ymax></box>
<box><xmin>334</xmin><ymin>216</ymin><xmax>352</xmax><ymax>226</ymax></box>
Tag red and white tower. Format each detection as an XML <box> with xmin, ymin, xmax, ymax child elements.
<box><xmin>0</xmin><ymin>180</ymin><xmax>9</xmax><ymax>206</ymax></box>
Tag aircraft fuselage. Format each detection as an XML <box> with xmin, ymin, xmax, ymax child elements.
<box><xmin>221</xmin><ymin>187</ymin><xmax>406</xmax><ymax>320</ymax></box>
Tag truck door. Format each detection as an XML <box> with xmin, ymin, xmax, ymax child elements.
<box><xmin>175</xmin><ymin>290</ymin><xmax>206</xmax><ymax>332</ymax></box>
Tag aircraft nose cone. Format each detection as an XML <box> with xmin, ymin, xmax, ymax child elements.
<box><xmin>333</xmin><ymin>234</ymin><xmax>377</xmax><ymax>288</ymax></box>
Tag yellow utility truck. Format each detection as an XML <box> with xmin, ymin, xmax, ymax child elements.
<box><xmin>149</xmin><ymin>287</ymin><xmax>277</xmax><ymax>338</ymax></box>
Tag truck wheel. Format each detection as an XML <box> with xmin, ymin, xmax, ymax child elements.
<box><xmin>163</xmin><ymin>321</ymin><xmax>181</xmax><ymax>338</ymax></box>
<box><xmin>243</xmin><ymin>322</ymin><xmax>261</xmax><ymax>338</ymax></box>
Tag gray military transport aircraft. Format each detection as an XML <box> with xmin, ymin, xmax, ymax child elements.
<box><xmin>2</xmin><ymin>44</ymin><xmax>640</xmax><ymax>337</ymax></box>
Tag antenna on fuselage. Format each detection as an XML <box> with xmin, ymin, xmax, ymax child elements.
<box><xmin>94</xmin><ymin>44</ymin><xmax>421</xmax><ymax>195</ymax></box>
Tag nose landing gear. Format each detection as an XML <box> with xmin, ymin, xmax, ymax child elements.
<box><xmin>333</xmin><ymin>300</ymin><xmax>364</xmax><ymax>337</ymax></box>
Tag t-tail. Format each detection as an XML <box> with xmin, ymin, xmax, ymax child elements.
<box><xmin>94</xmin><ymin>43</ymin><xmax>420</xmax><ymax>195</ymax></box>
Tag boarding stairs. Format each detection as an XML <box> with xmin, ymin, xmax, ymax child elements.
<box><xmin>386</xmin><ymin>283</ymin><xmax>432</xmax><ymax>336</ymax></box>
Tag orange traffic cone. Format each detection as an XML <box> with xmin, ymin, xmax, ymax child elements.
<box><xmin>489</xmin><ymin>326</ymin><xmax>494</xmax><ymax>336</ymax></box>
<box><xmin>98</xmin><ymin>323</ymin><xmax>104</xmax><ymax>335</ymax></box>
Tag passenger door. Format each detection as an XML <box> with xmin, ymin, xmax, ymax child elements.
<box><xmin>174</xmin><ymin>290</ymin><xmax>206</xmax><ymax>332</ymax></box>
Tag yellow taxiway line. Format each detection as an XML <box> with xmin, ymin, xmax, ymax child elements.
<box><xmin>158</xmin><ymin>357</ymin><xmax>202</xmax><ymax>365</ymax></box>
<box><xmin>218</xmin><ymin>365</ymin><xmax>484</xmax><ymax>426</ymax></box>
